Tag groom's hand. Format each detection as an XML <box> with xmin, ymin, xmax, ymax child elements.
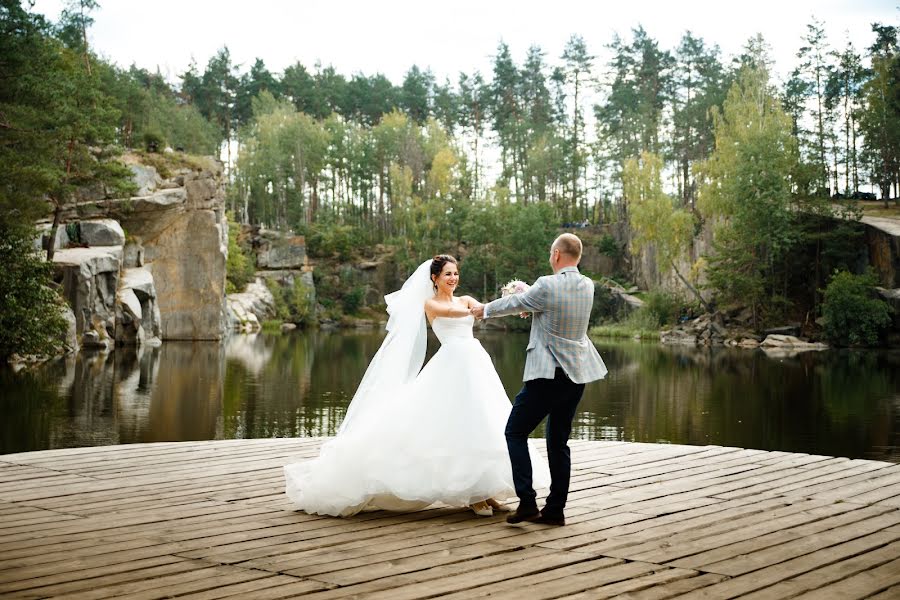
<box><xmin>470</xmin><ymin>303</ymin><xmax>485</xmax><ymax>320</ymax></box>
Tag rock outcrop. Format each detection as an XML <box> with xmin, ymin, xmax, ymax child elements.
<box><xmin>44</xmin><ymin>153</ymin><xmax>228</xmax><ymax>349</ymax></box>
<box><xmin>117</xmin><ymin>163</ymin><xmax>227</xmax><ymax>340</ymax></box>
<box><xmin>116</xmin><ymin>268</ymin><xmax>162</xmax><ymax>346</ymax></box>
<box><xmin>256</xmin><ymin>231</ymin><xmax>308</xmax><ymax>270</ymax></box>
<box><xmin>661</xmin><ymin>312</ymin><xmax>755</xmax><ymax>347</ymax></box>
<box><xmin>864</xmin><ymin>216</ymin><xmax>900</xmax><ymax>288</ymax></box>
<box><xmin>759</xmin><ymin>334</ymin><xmax>828</xmax><ymax>350</ymax></box>
<box><xmin>660</xmin><ymin>314</ymin><xmax>830</xmax><ymax>351</ymax></box>
<box><xmin>53</xmin><ymin>246</ymin><xmax>124</xmax><ymax>351</ymax></box>
<box><xmin>79</xmin><ymin>219</ymin><xmax>125</xmax><ymax>247</ymax></box>
<box><xmin>226</xmin><ymin>279</ymin><xmax>276</xmax><ymax>333</ymax></box>
<box><xmin>225</xmin><ymin>227</ymin><xmax>317</xmax><ymax>332</ymax></box>
<box><xmin>64</xmin><ymin>157</ymin><xmax>228</xmax><ymax>340</ymax></box>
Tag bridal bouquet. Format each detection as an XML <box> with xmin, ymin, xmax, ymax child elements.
<box><xmin>501</xmin><ymin>280</ymin><xmax>530</xmax><ymax>297</ymax></box>
<box><xmin>501</xmin><ymin>279</ymin><xmax>530</xmax><ymax>319</ymax></box>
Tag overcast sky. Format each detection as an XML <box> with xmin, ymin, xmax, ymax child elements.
<box><xmin>31</xmin><ymin>0</ymin><xmax>898</xmax><ymax>87</ymax></box>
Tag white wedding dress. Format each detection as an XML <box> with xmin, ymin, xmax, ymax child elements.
<box><xmin>284</xmin><ymin>313</ymin><xmax>550</xmax><ymax>517</ymax></box>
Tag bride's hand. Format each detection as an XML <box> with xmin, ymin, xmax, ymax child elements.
<box><xmin>470</xmin><ymin>303</ymin><xmax>485</xmax><ymax>320</ymax></box>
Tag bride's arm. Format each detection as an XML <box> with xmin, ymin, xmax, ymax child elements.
<box><xmin>459</xmin><ymin>295</ymin><xmax>482</xmax><ymax>309</ymax></box>
<box><xmin>424</xmin><ymin>298</ymin><xmax>472</xmax><ymax>321</ymax></box>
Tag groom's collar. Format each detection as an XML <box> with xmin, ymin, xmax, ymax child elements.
<box><xmin>556</xmin><ymin>266</ymin><xmax>580</xmax><ymax>275</ymax></box>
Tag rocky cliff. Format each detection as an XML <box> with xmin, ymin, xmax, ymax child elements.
<box><xmin>41</xmin><ymin>152</ymin><xmax>228</xmax><ymax>351</ymax></box>
<box><xmin>225</xmin><ymin>228</ymin><xmax>315</xmax><ymax>332</ymax></box>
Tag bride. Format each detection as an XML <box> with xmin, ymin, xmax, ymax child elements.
<box><xmin>283</xmin><ymin>255</ymin><xmax>549</xmax><ymax>517</ymax></box>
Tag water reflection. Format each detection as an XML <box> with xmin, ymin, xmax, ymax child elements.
<box><xmin>2</xmin><ymin>330</ymin><xmax>898</xmax><ymax>462</ymax></box>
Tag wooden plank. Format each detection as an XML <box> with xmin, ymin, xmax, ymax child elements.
<box><xmin>0</xmin><ymin>438</ymin><xmax>897</xmax><ymax>600</ymax></box>
<box><xmin>610</xmin><ymin>573</ymin><xmax>728</xmax><ymax>600</ymax></box>
<box><xmin>556</xmin><ymin>567</ymin><xmax>700</xmax><ymax>599</ymax></box>
<box><xmin>867</xmin><ymin>585</ymin><xmax>900</xmax><ymax>599</ymax></box>
<box><xmin>456</xmin><ymin>562</ymin><xmax>674</xmax><ymax>600</ymax></box>
<box><xmin>736</xmin><ymin>538</ymin><xmax>900</xmax><ymax>600</ymax></box>
<box><xmin>538</xmin><ymin>496</ymin><xmax>790</xmax><ymax>552</ymax></box>
<box><xmin>567</xmin><ymin>498</ymin><xmax>840</xmax><ymax>558</ymax></box>
<box><xmin>177</xmin><ymin>579</ymin><xmax>331</xmax><ymax>600</ymax></box>
<box><xmin>0</xmin><ymin>504</ymin><xmax>292</xmax><ymax>562</ymax></box>
<box><xmin>668</xmin><ymin>505</ymin><xmax>898</xmax><ymax>574</ymax></box>
<box><xmin>789</xmin><ymin>557</ymin><xmax>900</xmax><ymax>600</ymax></box>
<box><xmin>280</xmin><ymin>547</ymin><xmax>569</xmax><ymax>600</ymax></box>
<box><xmin>3</xmin><ymin>558</ymin><xmax>205</xmax><ymax>599</ymax></box>
<box><xmin>44</xmin><ymin>565</ymin><xmax>276</xmax><ymax>600</ymax></box>
<box><xmin>135</xmin><ymin>574</ymin><xmax>326</xmax><ymax>600</ymax></box>
<box><xmin>432</xmin><ymin>557</ymin><xmax>625</xmax><ymax>599</ymax></box>
<box><xmin>0</xmin><ymin>555</ymin><xmax>191</xmax><ymax>595</ymax></box>
<box><xmin>313</xmin><ymin>547</ymin><xmax>600</xmax><ymax>600</ymax></box>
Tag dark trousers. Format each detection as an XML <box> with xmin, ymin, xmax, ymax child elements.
<box><xmin>505</xmin><ymin>368</ymin><xmax>585</xmax><ymax>517</ymax></box>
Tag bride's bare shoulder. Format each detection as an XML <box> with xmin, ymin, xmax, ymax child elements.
<box><xmin>423</xmin><ymin>297</ymin><xmax>439</xmax><ymax>320</ymax></box>
<box><xmin>458</xmin><ymin>295</ymin><xmax>479</xmax><ymax>307</ymax></box>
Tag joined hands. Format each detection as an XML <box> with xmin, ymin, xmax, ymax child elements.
<box><xmin>469</xmin><ymin>303</ymin><xmax>485</xmax><ymax>320</ymax></box>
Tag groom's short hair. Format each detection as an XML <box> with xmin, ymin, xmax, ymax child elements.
<box><xmin>554</xmin><ymin>233</ymin><xmax>582</xmax><ymax>260</ymax></box>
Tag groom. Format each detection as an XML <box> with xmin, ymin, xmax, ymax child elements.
<box><xmin>471</xmin><ymin>233</ymin><xmax>607</xmax><ymax>526</ymax></box>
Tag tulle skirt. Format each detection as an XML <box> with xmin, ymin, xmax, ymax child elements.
<box><xmin>284</xmin><ymin>337</ymin><xmax>550</xmax><ymax>516</ymax></box>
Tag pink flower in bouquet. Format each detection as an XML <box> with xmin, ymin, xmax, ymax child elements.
<box><xmin>501</xmin><ymin>279</ymin><xmax>530</xmax><ymax>318</ymax></box>
<box><xmin>501</xmin><ymin>279</ymin><xmax>530</xmax><ymax>297</ymax></box>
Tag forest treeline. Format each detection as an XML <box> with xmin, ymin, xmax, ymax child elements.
<box><xmin>1</xmin><ymin>0</ymin><xmax>898</xmax><ymax>356</ymax></box>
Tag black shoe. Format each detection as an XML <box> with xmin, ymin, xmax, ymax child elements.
<box><xmin>533</xmin><ymin>512</ymin><xmax>565</xmax><ymax>526</ymax></box>
<box><xmin>505</xmin><ymin>505</ymin><xmax>540</xmax><ymax>524</ymax></box>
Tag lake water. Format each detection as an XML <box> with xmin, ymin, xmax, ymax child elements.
<box><xmin>2</xmin><ymin>329</ymin><xmax>899</xmax><ymax>462</ymax></box>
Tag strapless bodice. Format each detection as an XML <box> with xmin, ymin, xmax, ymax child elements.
<box><xmin>431</xmin><ymin>315</ymin><xmax>475</xmax><ymax>344</ymax></box>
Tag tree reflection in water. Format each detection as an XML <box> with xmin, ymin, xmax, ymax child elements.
<box><xmin>2</xmin><ymin>330</ymin><xmax>898</xmax><ymax>463</ymax></box>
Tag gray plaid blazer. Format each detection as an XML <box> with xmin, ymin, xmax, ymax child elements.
<box><xmin>484</xmin><ymin>267</ymin><xmax>607</xmax><ymax>384</ymax></box>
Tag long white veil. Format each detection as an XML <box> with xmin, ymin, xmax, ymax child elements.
<box><xmin>337</xmin><ymin>259</ymin><xmax>434</xmax><ymax>435</ymax></box>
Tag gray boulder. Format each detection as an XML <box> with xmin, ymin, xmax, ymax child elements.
<box><xmin>760</xmin><ymin>334</ymin><xmax>828</xmax><ymax>351</ymax></box>
<box><xmin>116</xmin><ymin>267</ymin><xmax>162</xmax><ymax>346</ymax></box>
<box><xmin>33</xmin><ymin>223</ymin><xmax>70</xmax><ymax>252</ymax></box>
<box><xmin>123</xmin><ymin>240</ymin><xmax>144</xmax><ymax>268</ymax></box>
<box><xmin>660</xmin><ymin>328</ymin><xmax>697</xmax><ymax>345</ymax></box>
<box><xmin>129</xmin><ymin>164</ymin><xmax>162</xmax><ymax>196</ymax></box>
<box><xmin>61</xmin><ymin>304</ymin><xmax>78</xmax><ymax>353</ymax></box>
<box><xmin>226</xmin><ymin>279</ymin><xmax>277</xmax><ymax>333</ymax></box>
<box><xmin>80</xmin><ymin>219</ymin><xmax>126</xmax><ymax>247</ymax></box>
<box><xmin>257</xmin><ymin>234</ymin><xmax>308</xmax><ymax>269</ymax></box>
<box><xmin>53</xmin><ymin>246</ymin><xmax>123</xmax><ymax>350</ymax></box>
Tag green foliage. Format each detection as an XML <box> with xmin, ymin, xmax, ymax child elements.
<box><xmin>821</xmin><ymin>270</ymin><xmax>892</xmax><ymax>346</ymax></box>
<box><xmin>140</xmin><ymin>90</ymin><xmax>220</xmax><ymax>154</ymax></box>
<box><xmin>643</xmin><ymin>290</ymin><xmax>683</xmax><ymax>326</ymax></box>
<box><xmin>134</xmin><ymin>151</ymin><xmax>216</xmax><ymax>180</ymax></box>
<box><xmin>260</xmin><ymin>320</ymin><xmax>284</xmax><ymax>333</ymax></box>
<box><xmin>625</xmin><ymin>151</ymin><xmax>706</xmax><ymax>308</ymax></box>
<box><xmin>306</xmin><ymin>223</ymin><xmax>359</xmax><ymax>261</ymax></box>
<box><xmin>0</xmin><ymin>223</ymin><xmax>68</xmax><ymax>360</ymax></box>
<box><xmin>597</xmin><ymin>234</ymin><xmax>622</xmax><ymax>258</ymax></box>
<box><xmin>225</xmin><ymin>214</ymin><xmax>256</xmax><ymax>294</ymax></box>
<box><xmin>310</xmin><ymin>263</ymin><xmax>364</xmax><ymax>319</ymax></box>
<box><xmin>857</xmin><ymin>26</ymin><xmax>900</xmax><ymax>203</ymax></box>
<box><xmin>0</xmin><ymin>0</ymin><xmax>137</xmax><ymax>241</ymax></box>
<box><xmin>457</xmin><ymin>201</ymin><xmax>557</xmax><ymax>301</ymax></box>
<box><xmin>590</xmin><ymin>309</ymin><xmax>661</xmax><ymax>340</ymax></box>
<box><xmin>697</xmin><ymin>65</ymin><xmax>798</xmax><ymax>317</ymax></box>
<box><xmin>341</xmin><ymin>287</ymin><xmax>365</xmax><ymax>315</ymax></box>
<box><xmin>234</xmin><ymin>93</ymin><xmax>329</xmax><ymax>229</ymax></box>
<box><xmin>589</xmin><ymin>283</ymin><xmax>631</xmax><ymax>326</ymax></box>
<box><xmin>142</xmin><ymin>130</ymin><xmax>164</xmax><ymax>153</ymax></box>
<box><xmin>267</xmin><ymin>278</ymin><xmax>314</xmax><ymax>326</ymax></box>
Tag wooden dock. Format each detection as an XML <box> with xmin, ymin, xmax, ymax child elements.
<box><xmin>1</xmin><ymin>438</ymin><xmax>899</xmax><ymax>599</ymax></box>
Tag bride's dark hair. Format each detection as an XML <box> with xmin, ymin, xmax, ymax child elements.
<box><xmin>430</xmin><ymin>254</ymin><xmax>458</xmax><ymax>291</ymax></box>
